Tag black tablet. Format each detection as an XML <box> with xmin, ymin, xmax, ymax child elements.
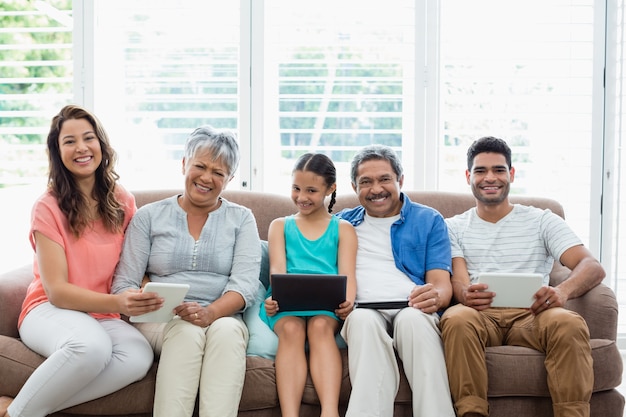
<box><xmin>355</xmin><ymin>300</ymin><xmax>409</xmax><ymax>309</ymax></box>
<box><xmin>271</xmin><ymin>273</ymin><xmax>346</xmax><ymax>312</ymax></box>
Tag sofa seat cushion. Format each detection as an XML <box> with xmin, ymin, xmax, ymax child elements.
<box><xmin>300</xmin><ymin>350</ymin><xmax>413</xmax><ymax>407</ymax></box>
<box><xmin>60</xmin><ymin>365</ymin><xmax>157</xmax><ymax>415</ymax></box>
<box><xmin>0</xmin><ymin>335</ymin><xmax>157</xmax><ymax>415</ymax></box>
<box><xmin>239</xmin><ymin>356</ymin><xmax>278</xmax><ymax>411</ymax></box>
<box><xmin>0</xmin><ymin>335</ymin><xmax>43</xmax><ymax>397</ymax></box>
<box><xmin>486</xmin><ymin>338</ymin><xmax>621</xmax><ymax>397</ymax></box>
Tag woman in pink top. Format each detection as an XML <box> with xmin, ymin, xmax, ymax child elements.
<box><xmin>0</xmin><ymin>105</ymin><xmax>162</xmax><ymax>417</ymax></box>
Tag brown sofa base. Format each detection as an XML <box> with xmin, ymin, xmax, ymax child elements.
<box><xmin>1</xmin><ymin>335</ymin><xmax>622</xmax><ymax>417</ymax></box>
<box><xmin>488</xmin><ymin>390</ymin><xmax>625</xmax><ymax>417</ymax></box>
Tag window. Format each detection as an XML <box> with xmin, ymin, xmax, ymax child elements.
<box><xmin>0</xmin><ymin>0</ymin><xmax>73</xmax><ymax>272</ymax></box>
<box><xmin>0</xmin><ymin>0</ymin><xmax>72</xmax><ymax>185</ymax></box>
<box><xmin>92</xmin><ymin>0</ymin><xmax>241</xmax><ymax>191</ymax></box>
<box><xmin>439</xmin><ymin>0</ymin><xmax>596</xmax><ymax>250</ymax></box>
<box><xmin>260</xmin><ymin>0</ymin><xmax>416</xmax><ymax>194</ymax></box>
<box><xmin>93</xmin><ymin>0</ymin><xmax>419</xmax><ymax>194</ymax></box>
<box><xmin>606</xmin><ymin>0</ymin><xmax>626</xmax><ymax>334</ymax></box>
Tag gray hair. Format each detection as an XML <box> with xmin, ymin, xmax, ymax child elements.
<box><xmin>184</xmin><ymin>125</ymin><xmax>240</xmax><ymax>176</ymax></box>
<box><xmin>350</xmin><ymin>144</ymin><xmax>403</xmax><ymax>185</ymax></box>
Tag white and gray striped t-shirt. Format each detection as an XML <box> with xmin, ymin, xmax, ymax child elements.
<box><xmin>445</xmin><ymin>205</ymin><xmax>582</xmax><ymax>285</ymax></box>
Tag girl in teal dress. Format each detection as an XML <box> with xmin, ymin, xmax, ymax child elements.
<box><xmin>260</xmin><ymin>153</ymin><xmax>357</xmax><ymax>417</ymax></box>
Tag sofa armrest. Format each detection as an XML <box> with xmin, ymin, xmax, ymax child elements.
<box><xmin>0</xmin><ymin>264</ymin><xmax>32</xmax><ymax>338</ymax></box>
<box><xmin>563</xmin><ymin>283</ymin><xmax>618</xmax><ymax>341</ymax></box>
<box><xmin>549</xmin><ymin>262</ymin><xmax>618</xmax><ymax>341</ymax></box>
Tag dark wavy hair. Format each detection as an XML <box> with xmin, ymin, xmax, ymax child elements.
<box><xmin>293</xmin><ymin>153</ymin><xmax>337</xmax><ymax>213</ymax></box>
<box><xmin>46</xmin><ymin>105</ymin><xmax>124</xmax><ymax>237</ymax></box>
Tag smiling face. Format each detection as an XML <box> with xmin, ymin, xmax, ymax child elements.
<box><xmin>291</xmin><ymin>169</ymin><xmax>335</xmax><ymax>216</ymax></box>
<box><xmin>353</xmin><ymin>158</ymin><xmax>404</xmax><ymax>218</ymax></box>
<box><xmin>58</xmin><ymin>118</ymin><xmax>103</xmax><ymax>181</ymax></box>
<box><xmin>467</xmin><ymin>152</ymin><xmax>515</xmax><ymax>206</ymax></box>
<box><xmin>182</xmin><ymin>148</ymin><xmax>232</xmax><ymax>211</ymax></box>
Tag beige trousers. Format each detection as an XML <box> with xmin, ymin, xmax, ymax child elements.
<box><xmin>136</xmin><ymin>315</ymin><xmax>248</xmax><ymax>417</ymax></box>
<box><xmin>340</xmin><ymin>307</ymin><xmax>455</xmax><ymax>417</ymax></box>
<box><xmin>439</xmin><ymin>305</ymin><xmax>593</xmax><ymax>417</ymax></box>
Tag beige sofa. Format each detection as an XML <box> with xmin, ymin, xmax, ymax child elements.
<box><xmin>0</xmin><ymin>189</ymin><xmax>623</xmax><ymax>417</ymax></box>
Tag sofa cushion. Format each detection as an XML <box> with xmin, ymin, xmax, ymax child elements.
<box><xmin>257</xmin><ymin>240</ymin><xmax>270</xmax><ymax>290</ymax></box>
<box><xmin>486</xmin><ymin>338</ymin><xmax>622</xmax><ymax>397</ymax></box>
<box><xmin>244</xmin><ymin>281</ymin><xmax>279</xmax><ymax>360</ymax></box>
<box><xmin>0</xmin><ymin>335</ymin><xmax>43</xmax><ymax>397</ymax></box>
<box><xmin>239</xmin><ymin>356</ymin><xmax>279</xmax><ymax>411</ymax></box>
<box><xmin>0</xmin><ymin>264</ymin><xmax>32</xmax><ymax>338</ymax></box>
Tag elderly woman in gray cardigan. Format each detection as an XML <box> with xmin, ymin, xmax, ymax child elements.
<box><xmin>112</xmin><ymin>126</ymin><xmax>261</xmax><ymax>417</ymax></box>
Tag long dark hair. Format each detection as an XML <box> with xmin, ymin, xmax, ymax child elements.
<box><xmin>46</xmin><ymin>104</ymin><xmax>124</xmax><ymax>236</ymax></box>
<box><xmin>293</xmin><ymin>153</ymin><xmax>337</xmax><ymax>213</ymax></box>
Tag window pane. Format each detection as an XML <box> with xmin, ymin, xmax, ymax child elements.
<box><xmin>94</xmin><ymin>0</ymin><xmax>240</xmax><ymax>190</ymax></box>
<box><xmin>607</xmin><ymin>0</ymin><xmax>626</xmax><ymax>334</ymax></box>
<box><xmin>0</xmin><ymin>0</ymin><xmax>72</xmax><ymax>186</ymax></box>
<box><xmin>0</xmin><ymin>0</ymin><xmax>73</xmax><ymax>272</ymax></box>
<box><xmin>262</xmin><ymin>0</ymin><xmax>416</xmax><ymax>194</ymax></box>
<box><xmin>439</xmin><ymin>0</ymin><xmax>595</xmax><ymax>247</ymax></box>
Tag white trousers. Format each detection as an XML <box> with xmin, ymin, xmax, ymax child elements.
<box><xmin>137</xmin><ymin>315</ymin><xmax>249</xmax><ymax>417</ymax></box>
<box><xmin>10</xmin><ymin>302</ymin><xmax>154</xmax><ymax>417</ymax></box>
<box><xmin>340</xmin><ymin>307</ymin><xmax>455</xmax><ymax>417</ymax></box>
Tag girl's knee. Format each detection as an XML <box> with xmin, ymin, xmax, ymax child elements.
<box><xmin>275</xmin><ymin>317</ymin><xmax>306</xmax><ymax>342</ymax></box>
<box><xmin>307</xmin><ymin>316</ymin><xmax>338</xmax><ymax>338</ymax></box>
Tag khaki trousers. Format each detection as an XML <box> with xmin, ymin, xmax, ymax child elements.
<box><xmin>439</xmin><ymin>305</ymin><xmax>592</xmax><ymax>417</ymax></box>
<box><xmin>138</xmin><ymin>316</ymin><xmax>248</xmax><ymax>417</ymax></box>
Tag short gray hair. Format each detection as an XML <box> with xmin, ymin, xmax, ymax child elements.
<box><xmin>350</xmin><ymin>144</ymin><xmax>403</xmax><ymax>185</ymax></box>
<box><xmin>184</xmin><ymin>125</ymin><xmax>240</xmax><ymax>176</ymax></box>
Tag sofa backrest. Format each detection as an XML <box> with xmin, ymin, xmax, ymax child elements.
<box><xmin>334</xmin><ymin>191</ymin><xmax>564</xmax><ymax>220</ymax></box>
<box><xmin>131</xmin><ymin>189</ymin><xmax>565</xmax><ymax>241</ymax></box>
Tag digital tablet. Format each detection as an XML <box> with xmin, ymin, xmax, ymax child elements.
<box><xmin>271</xmin><ymin>273</ymin><xmax>346</xmax><ymax>312</ymax></box>
<box><xmin>477</xmin><ymin>272</ymin><xmax>544</xmax><ymax>308</ymax></box>
<box><xmin>355</xmin><ymin>300</ymin><xmax>409</xmax><ymax>310</ymax></box>
<box><xmin>130</xmin><ymin>282</ymin><xmax>190</xmax><ymax>323</ymax></box>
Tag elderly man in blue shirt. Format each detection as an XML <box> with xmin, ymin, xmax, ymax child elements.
<box><xmin>336</xmin><ymin>144</ymin><xmax>455</xmax><ymax>417</ymax></box>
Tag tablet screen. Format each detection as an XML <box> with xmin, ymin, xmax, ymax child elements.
<box><xmin>477</xmin><ymin>272</ymin><xmax>543</xmax><ymax>308</ymax></box>
<box><xmin>271</xmin><ymin>273</ymin><xmax>346</xmax><ymax>312</ymax></box>
<box><xmin>130</xmin><ymin>282</ymin><xmax>190</xmax><ymax>323</ymax></box>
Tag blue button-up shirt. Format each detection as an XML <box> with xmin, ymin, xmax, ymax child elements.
<box><xmin>336</xmin><ymin>192</ymin><xmax>452</xmax><ymax>285</ymax></box>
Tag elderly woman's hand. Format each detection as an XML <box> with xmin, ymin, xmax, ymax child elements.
<box><xmin>174</xmin><ymin>302</ymin><xmax>212</xmax><ymax>327</ymax></box>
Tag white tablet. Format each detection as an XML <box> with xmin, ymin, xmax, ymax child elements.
<box><xmin>477</xmin><ymin>272</ymin><xmax>544</xmax><ymax>308</ymax></box>
<box><xmin>129</xmin><ymin>282</ymin><xmax>190</xmax><ymax>323</ymax></box>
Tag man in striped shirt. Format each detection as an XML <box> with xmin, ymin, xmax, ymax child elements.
<box><xmin>439</xmin><ymin>136</ymin><xmax>605</xmax><ymax>417</ymax></box>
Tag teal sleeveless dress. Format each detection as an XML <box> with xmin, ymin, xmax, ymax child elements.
<box><xmin>259</xmin><ymin>215</ymin><xmax>341</xmax><ymax>330</ymax></box>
